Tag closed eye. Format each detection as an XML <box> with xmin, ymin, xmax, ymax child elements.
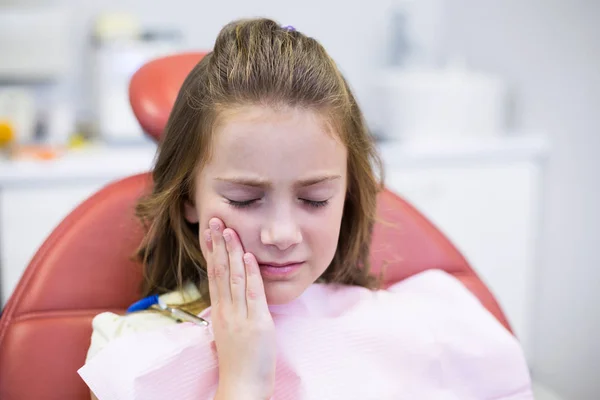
<box><xmin>226</xmin><ymin>198</ymin><xmax>329</xmax><ymax>209</ymax></box>
<box><xmin>226</xmin><ymin>198</ymin><xmax>260</xmax><ymax>208</ymax></box>
<box><xmin>302</xmin><ymin>199</ymin><xmax>329</xmax><ymax>208</ymax></box>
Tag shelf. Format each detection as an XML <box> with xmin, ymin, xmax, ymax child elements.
<box><xmin>0</xmin><ymin>134</ymin><xmax>549</xmax><ymax>187</ymax></box>
<box><xmin>0</xmin><ymin>145</ymin><xmax>157</xmax><ymax>187</ymax></box>
<box><xmin>378</xmin><ymin>133</ymin><xmax>550</xmax><ymax>167</ymax></box>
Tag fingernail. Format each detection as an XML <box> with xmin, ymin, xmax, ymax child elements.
<box><xmin>204</xmin><ymin>230</ymin><xmax>211</xmax><ymax>243</ymax></box>
<box><xmin>209</xmin><ymin>220</ymin><xmax>219</xmax><ymax>231</ymax></box>
<box><xmin>223</xmin><ymin>230</ymin><xmax>231</xmax><ymax>242</ymax></box>
<box><xmin>243</xmin><ymin>254</ymin><xmax>252</xmax><ymax>264</ymax></box>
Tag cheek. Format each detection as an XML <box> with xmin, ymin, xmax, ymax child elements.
<box><xmin>224</xmin><ymin>213</ymin><xmax>260</xmax><ymax>251</ymax></box>
<box><xmin>197</xmin><ymin>199</ymin><xmax>261</xmax><ymax>251</ymax></box>
<box><xmin>303</xmin><ymin>199</ymin><xmax>345</xmax><ymax>255</ymax></box>
<box><xmin>196</xmin><ymin>194</ymin><xmax>229</xmax><ymax>232</ymax></box>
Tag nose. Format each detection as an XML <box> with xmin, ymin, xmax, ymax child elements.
<box><xmin>260</xmin><ymin>207</ymin><xmax>303</xmax><ymax>251</ymax></box>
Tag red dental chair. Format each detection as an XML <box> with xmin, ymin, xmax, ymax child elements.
<box><xmin>0</xmin><ymin>52</ymin><xmax>511</xmax><ymax>400</ymax></box>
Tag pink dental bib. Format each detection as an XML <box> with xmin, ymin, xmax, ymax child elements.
<box><xmin>79</xmin><ymin>270</ymin><xmax>533</xmax><ymax>400</ymax></box>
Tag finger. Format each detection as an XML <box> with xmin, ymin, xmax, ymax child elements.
<box><xmin>210</xmin><ymin>218</ymin><xmax>232</xmax><ymax>303</ymax></box>
<box><xmin>243</xmin><ymin>252</ymin><xmax>270</xmax><ymax>319</ymax></box>
<box><xmin>203</xmin><ymin>228</ymin><xmax>213</xmax><ymax>253</ymax></box>
<box><xmin>223</xmin><ymin>228</ymin><xmax>247</xmax><ymax>314</ymax></box>
<box><xmin>203</xmin><ymin>229</ymin><xmax>218</xmax><ymax>306</ymax></box>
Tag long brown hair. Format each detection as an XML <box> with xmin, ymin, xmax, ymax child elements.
<box><xmin>135</xmin><ymin>18</ymin><xmax>384</xmax><ymax>304</ymax></box>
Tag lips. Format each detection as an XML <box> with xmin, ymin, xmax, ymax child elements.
<box><xmin>257</xmin><ymin>261</ymin><xmax>304</xmax><ymax>280</ymax></box>
<box><xmin>258</xmin><ymin>261</ymin><xmax>303</xmax><ymax>268</ymax></box>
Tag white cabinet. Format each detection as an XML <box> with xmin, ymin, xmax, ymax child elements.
<box><xmin>384</xmin><ymin>161</ymin><xmax>542</xmax><ymax>362</ymax></box>
<box><xmin>0</xmin><ymin>183</ymin><xmax>108</xmax><ymax>305</ymax></box>
<box><xmin>378</xmin><ymin>134</ymin><xmax>548</xmax><ymax>362</ymax></box>
<box><xmin>0</xmin><ymin>137</ymin><xmax>547</xmax><ymax>364</ymax></box>
<box><xmin>0</xmin><ymin>146</ymin><xmax>157</xmax><ymax>307</ymax></box>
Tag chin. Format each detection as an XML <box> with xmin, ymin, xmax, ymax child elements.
<box><xmin>264</xmin><ymin>281</ymin><xmax>307</xmax><ymax>305</ymax></box>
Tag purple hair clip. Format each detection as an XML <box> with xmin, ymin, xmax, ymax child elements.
<box><xmin>282</xmin><ymin>25</ymin><xmax>296</xmax><ymax>32</ymax></box>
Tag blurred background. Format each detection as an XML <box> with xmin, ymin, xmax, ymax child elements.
<box><xmin>0</xmin><ymin>0</ymin><xmax>598</xmax><ymax>398</ymax></box>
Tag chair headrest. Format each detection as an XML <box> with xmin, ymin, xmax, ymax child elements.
<box><xmin>129</xmin><ymin>52</ymin><xmax>207</xmax><ymax>142</ymax></box>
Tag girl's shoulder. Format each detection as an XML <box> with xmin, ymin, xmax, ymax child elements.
<box><xmin>85</xmin><ymin>282</ymin><xmax>203</xmax><ymax>362</ymax></box>
<box><xmin>385</xmin><ymin>268</ymin><xmax>484</xmax><ymax>307</ymax></box>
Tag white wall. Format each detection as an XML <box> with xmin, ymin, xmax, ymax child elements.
<box><xmin>36</xmin><ymin>0</ymin><xmax>399</xmax><ymax>129</ymax></box>
<box><xmin>2</xmin><ymin>0</ymin><xmax>599</xmax><ymax>397</ymax></box>
<box><xmin>441</xmin><ymin>1</ymin><xmax>600</xmax><ymax>399</ymax></box>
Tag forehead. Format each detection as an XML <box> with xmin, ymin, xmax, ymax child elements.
<box><xmin>205</xmin><ymin>106</ymin><xmax>347</xmax><ymax>179</ymax></box>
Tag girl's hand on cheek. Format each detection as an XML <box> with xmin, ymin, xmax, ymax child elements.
<box><xmin>203</xmin><ymin>217</ymin><xmax>275</xmax><ymax>400</ymax></box>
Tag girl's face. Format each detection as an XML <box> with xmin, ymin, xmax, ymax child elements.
<box><xmin>185</xmin><ymin>106</ymin><xmax>348</xmax><ymax>305</ymax></box>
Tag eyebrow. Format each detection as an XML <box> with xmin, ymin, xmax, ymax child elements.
<box><xmin>214</xmin><ymin>174</ymin><xmax>342</xmax><ymax>189</ymax></box>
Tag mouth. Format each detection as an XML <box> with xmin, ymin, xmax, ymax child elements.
<box><xmin>257</xmin><ymin>261</ymin><xmax>305</xmax><ymax>280</ymax></box>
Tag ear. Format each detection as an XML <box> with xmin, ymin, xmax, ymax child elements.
<box><xmin>183</xmin><ymin>200</ymin><xmax>199</xmax><ymax>223</ymax></box>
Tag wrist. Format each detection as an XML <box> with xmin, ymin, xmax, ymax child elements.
<box><xmin>215</xmin><ymin>382</ymin><xmax>272</xmax><ymax>400</ymax></box>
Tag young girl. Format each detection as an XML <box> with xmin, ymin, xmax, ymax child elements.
<box><xmin>80</xmin><ymin>18</ymin><xmax>533</xmax><ymax>399</ymax></box>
